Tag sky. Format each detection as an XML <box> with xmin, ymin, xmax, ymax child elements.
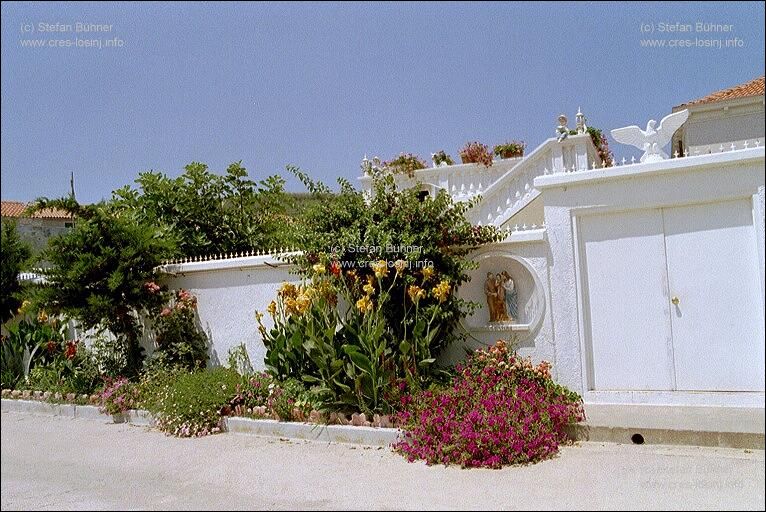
<box><xmin>1</xmin><ymin>1</ymin><xmax>764</xmax><ymax>203</ymax></box>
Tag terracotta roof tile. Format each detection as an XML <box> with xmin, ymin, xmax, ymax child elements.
<box><xmin>679</xmin><ymin>76</ymin><xmax>764</xmax><ymax>107</ymax></box>
<box><xmin>1</xmin><ymin>200</ymin><xmax>72</xmax><ymax>220</ymax></box>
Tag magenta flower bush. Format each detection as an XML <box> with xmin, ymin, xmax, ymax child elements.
<box><xmin>98</xmin><ymin>377</ymin><xmax>139</xmax><ymax>416</ymax></box>
<box><xmin>393</xmin><ymin>340</ymin><xmax>584</xmax><ymax>469</ymax></box>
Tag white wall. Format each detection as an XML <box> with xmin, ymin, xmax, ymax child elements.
<box><xmin>536</xmin><ymin>147</ymin><xmax>766</xmax><ymax>407</ymax></box>
<box><xmin>160</xmin><ymin>255</ymin><xmax>299</xmax><ymax>369</ymax></box>
<box><xmin>672</xmin><ymin>96</ymin><xmax>765</xmax><ymax>155</ymax></box>
<box><xmin>440</xmin><ymin>229</ymin><xmax>555</xmax><ymax>368</ymax></box>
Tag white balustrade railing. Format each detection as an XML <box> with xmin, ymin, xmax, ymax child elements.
<box><xmin>469</xmin><ymin>134</ymin><xmax>600</xmax><ymax>226</ymax></box>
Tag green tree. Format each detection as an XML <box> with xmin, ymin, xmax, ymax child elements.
<box><xmin>0</xmin><ymin>220</ymin><xmax>32</xmax><ymax>323</ymax></box>
<box><xmin>29</xmin><ymin>198</ymin><xmax>175</xmax><ymax>374</ymax></box>
<box><xmin>111</xmin><ymin>161</ymin><xmax>296</xmax><ymax>257</ymax></box>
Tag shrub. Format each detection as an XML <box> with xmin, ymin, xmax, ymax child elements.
<box><xmin>99</xmin><ymin>377</ymin><xmax>140</xmax><ymax>415</ymax></box>
<box><xmin>29</xmin><ymin>199</ymin><xmax>174</xmax><ymax>375</ymax></box>
<box><xmin>393</xmin><ymin>340</ymin><xmax>584</xmax><ymax>468</ymax></box>
<box><xmin>0</xmin><ymin>219</ymin><xmax>32</xmax><ymax>322</ymax></box>
<box><xmin>431</xmin><ymin>150</ymin><xmax>454</xmax><ymax>167</ymax></box>
<box><xmin>459</xmin><ymin>142</ymin><xmax>493</xmax><ymax>167</ymax></box>
<box><xmin>146</xmin><ymin>367</ymin><xmax>241</xmax><ymax>437</ymax></box>
<box><xmin>493</xmin><ymin>141</ymin><xmax>526</xmax><ymax>159</ymax></box>
<box><xmin>229</xmin><ymin>371</ymin><xmax>272</xmax><ymax>416</ymax></box>
<box><xmin>111</xmin><ymin>162</ymin><xmax>295</xmax><ymax>256</ymax></box>
<box><xmin>383</xmin><ymin>153</ymin><xmax>428</xmax><ymax>178</ymax></box>
<box><xmin>0</xmin><ymin>220</ymin><xmax>31</xmax><ymax>323</ymax></box>
<box><xmin>27</xmin><ymin>340</ymin><xmax>102</xmax><ymax>395</ymax></box>
<box><xmin>267</xmin><ymin>378</ymin><xmax>320</xmax><ymax>421</ymax></box>
<box><xmin>154</xmin><ymin>289</ymin><xmax>208</xmax><ymax>371</ymax></box>
<box><xmin>1</xmin><ymin>309</ymin><xmax>69</xmax><ymax>389</ymax></box>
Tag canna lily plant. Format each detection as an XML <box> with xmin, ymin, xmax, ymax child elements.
<box><xmin>257</xmin><ymin>256</ymin><xmax>454</xmax><ymax>414</ymax></box>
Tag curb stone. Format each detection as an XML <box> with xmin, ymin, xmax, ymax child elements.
<box><xmin>1</xmin><ymin>399</ymin><xmax>398</xmax><ymax>446</ymax></box>
<box><xmin>224</xmin><ymin>416</ymin><xmax>400</xmax><ymax>447</ymax></box>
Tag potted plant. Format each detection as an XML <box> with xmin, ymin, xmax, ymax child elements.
<box><xmin>431</xmin><ymin>150</ymin><xmax>455</xmax><ymax>167</ymax></box>
<box><xmin>383</xmin><ymin>153</ymin><xmax>428</xmax><ymax>178</ymax></box>
<box><xmin>459</xmin><ymin>142</ymin><xmax>493</xmax><ymax>167</ymax></box>
<box><xmin>493</xmin><ymin>141</ymin><xmax>526</xmax><ymax>159</ymax></box>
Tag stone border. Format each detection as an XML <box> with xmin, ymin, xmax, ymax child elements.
<box><xmin>1</xmin><ymin>399</ymin><xmax>399</xmax><ymax>447</ymax></box>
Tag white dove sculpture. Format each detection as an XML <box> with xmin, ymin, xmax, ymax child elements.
<box><xmin>610</xmin><ymin>109</ymin><xmax>689</xmax><ymax>163</ymax></box>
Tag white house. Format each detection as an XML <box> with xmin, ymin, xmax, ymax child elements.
<box><xmin>671</xmin><ymin>76</ymin><xmax>764</xmax><ymax>156</ymax></box>
<box><xmin>160</xmin><ymin>78</ymin><xmax>765</xmax><ymax>415</ymax></box>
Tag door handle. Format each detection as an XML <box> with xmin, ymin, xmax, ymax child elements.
<box><xmin>671</xmin><ymin>296</ymin><xmax>680</xmax><ymax>305</ymax></box>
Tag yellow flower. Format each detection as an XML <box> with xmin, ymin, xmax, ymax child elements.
<box><xmin>394</xmin><ymin>259</ymin><xmax>407</xmax><ymax>274</ymax></box>
<box><xmin>371</xmin><ymin>260</ymin><xmax>389</xmax><ymax>278</ymax></box>
<box><xmin>312</xmin><ymin>263</ymin><xmax>325</xmax><ymax>275</ymax></box>
<box><xmin>267</xmin><ymin>301</ymin><xmax>277</xmax><ymax>316</ymax></box>
<box><xmin>295</xmin><ymin>293</ymin><xmax>311</xmax><ymax>315</ymax></box>
<box><xmin>363</xmin><ymin>282</ymin><xmax>375</xmax><ymax>296</ymax></box>
<box><xmin>407</xmin><ymin>285</ymin><xmax>425</xmax><ymax>304</ymax></box>
<box><xmin>356</xmin><ymin>295</ymin><xmax>373</xmax><ymax>314</ymax></box>
<box><xmin>284</xmin><ymin>297</ymin><xmax>298</xmax><ymax>315</ymax></box>
<box><xmin>432</xmin><ymin>280</ymin><xmax>451</xmax><ymax>303</ymax></box>
<box><xmin>421</xmin><ymin>266</ymin><xmax>434</xmax><ymax>282</ymax></box>
<box><xmin>37</xmin><ymin>309</ymin><xmax>49</xmax><ymax>323</ymax></box>
<box><xmin>303</xmin><ymin>285</ymin><xmax>318</xmax><ymax>300</ymax></box>
<box><xmin>278</xmin><ymin>282</ymin><xmax>298</xmax><ymax>299</ymax></box>
<box><xmin>17</xmin><ymin>300</ymin><xmax>31</xmax><ymax>314</ymax></box>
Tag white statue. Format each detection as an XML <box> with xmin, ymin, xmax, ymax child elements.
<box><xmin>556</xmin><ymin>114</ymin><xmax>569</xmax><ymax>142</ymax></box>
<box><xmin>576</xmin><ymin>107</ymin><xmax>587</xmax><ymax>135</ymax></box>
<box><xmin>611</xmin><ymin>109</ymin><xmax>689</xmax><ymax>163</ymax></box>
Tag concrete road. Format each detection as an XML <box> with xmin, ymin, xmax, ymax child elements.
<box><xmin>1</xmin><ymin>411</ymin><xmax>764</xmax><ymax>510</ymax></box>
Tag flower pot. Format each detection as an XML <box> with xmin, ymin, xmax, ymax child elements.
<box><xmin>499</xmin><ymin>150</ymin><xmax>523</xmax><ymax>159</ymax></box>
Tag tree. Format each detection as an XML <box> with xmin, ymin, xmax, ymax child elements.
<box><xmin>110</xmin><ymin>161</ymin><xmax>296</xmax><ymax>257</ymax></box>
<box><xmin>29</xmin><ymin>198</ymin><xmax>175</xmax><ymax>374</ymax></box>
<box><xmin>0</xmin><ymin>220</ymin><xmax>32</xmax><ymax>323</ymax></box>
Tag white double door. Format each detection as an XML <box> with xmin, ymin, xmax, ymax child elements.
<box><xmin>580</xmin><ymin>198</ymin><xmax>765</xmax><ymax>392</ymax></box>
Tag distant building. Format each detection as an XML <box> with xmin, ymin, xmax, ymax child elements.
<box><xmin>1</xmin><ymin>200</ymin><xmax>73</xmax><ymax>253</ymax></box>
<box><xmin>672</xmin><ymin>76</ymin><xmax>765</xmax><ymax>156</ymax></box>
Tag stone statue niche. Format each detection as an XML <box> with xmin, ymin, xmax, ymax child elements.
<box><xmin>484</xmin><ymin>271</ymin><xmax>518</xmax><ymax>323</ymax></box>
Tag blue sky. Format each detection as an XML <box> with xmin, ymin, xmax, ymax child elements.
<box><xmin>2</xmin><ymin>1</ymin><xmax>764</xmax><ymax>203</ymax></box>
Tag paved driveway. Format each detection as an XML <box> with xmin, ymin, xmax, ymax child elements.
<box><xmin>1</xmin><ymin>411</ymin><xmax>764</xmax><ymax>510</ymax></box>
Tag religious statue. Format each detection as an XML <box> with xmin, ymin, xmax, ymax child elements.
<box><xmin>500</xmin><ymin>271</ymin><xmax>518</xmax><ymax>322</ymax></box>
<box><xmin>556</xmin><ymin>114</ymin><xmax>569</xmax><ymax>142</ymax></box>
<box><xmin>485</xmin><ymin>271</ymin><xmax>516</xmax><ymax>323</ymax></box>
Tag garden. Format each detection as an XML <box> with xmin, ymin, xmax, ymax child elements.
<box><xmin>1</xmin><ymin>160</ymin><xmax>584</xmax><ymax>469</ymax></box>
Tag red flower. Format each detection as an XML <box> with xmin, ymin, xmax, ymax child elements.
<box><xmin>160</xmin><ymin>307</ymin><xmax>172</xmax><ymax>317</ymax></box>
<box><xmin>330</xmin><ymin>260</ymin><xmax>341</xmax><ymax>277</ymax></box>
<box><xmin>64</xmin><ymin>340</ymin><xmax>78</xmax><ymax>360</ymax></box>
<box><xmin>46</xmin><ymin>340</ymin><xmax>57</xmax><ymax>354</ymax></box>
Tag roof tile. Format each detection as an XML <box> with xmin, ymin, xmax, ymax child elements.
<box><xmin>1</xmin><ymin>200</ymin><xmax>72</xmax><ymax>219</ymax></box>
<box><xmin>680</xmin><ymin>76</ymin><xmax>764</xmax><ymax>107</ymax></box>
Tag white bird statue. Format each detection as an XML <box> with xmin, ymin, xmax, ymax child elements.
<box><xmin>611</xmin><ymin>109</ymin><xmax>689</xmax><ymax>163</ymax></box>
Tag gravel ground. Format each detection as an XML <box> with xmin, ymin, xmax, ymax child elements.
<box><xmin>1</xmin><ymin>411</ymin><xmax>764</xmax><ymax>510</ymax></box>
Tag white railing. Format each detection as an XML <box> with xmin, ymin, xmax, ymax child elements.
<box><xmin>358</xmin><ymin>134</ymin><xmax>601</xmax><ymax>228</ymax></box>
<box><xmin>545</xmin><ymin>137</ymin><xmax>764</xmax><ymax>176</ymax></box>
<box><xmin>358</xmin><ymin>157</ymin><xmax>520</xmax><ymax>202</ymax></box>
<box><xmin>469</xmin><ymin>134</ymin><xmax>600</xmax><ymax>226</ymax></box>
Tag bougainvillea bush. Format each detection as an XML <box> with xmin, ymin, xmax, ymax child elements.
<box><xmin>393</xmin><ymin>340</ymin><xmax>584</xmax><ymax>469</ymax></box>
<box><xmin>98</xmin><ymin>377</ymin><xmax>140</xmax><ymax>415</ymax></box>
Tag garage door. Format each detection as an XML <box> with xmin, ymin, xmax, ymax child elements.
<box><xmin>579</xmin><ymin>198</ymin><xmax>764</xmax><ymax>392</ymax></box>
